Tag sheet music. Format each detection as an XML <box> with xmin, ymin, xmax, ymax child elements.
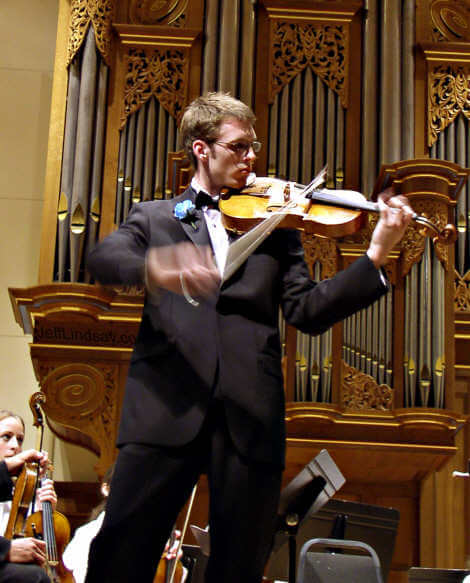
<box><xmin>190</xmin><ymin>525</ymin><xmax>210</xmax><ymax>556</ymax></box>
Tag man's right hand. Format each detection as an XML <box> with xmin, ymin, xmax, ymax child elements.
<box><xmin>7</xmin><ymin>538</ymin><xmax>47</xmax><ymax>565</ymax></box>
<box><xmin>146</xmin><ymin>243</ymin><xmax>220</xmax><ymax>300</ymax></box>
<box><xmin>4</xmin><ymin>449</ymin><xmax>49</xmax><ymax>476</ymax></box>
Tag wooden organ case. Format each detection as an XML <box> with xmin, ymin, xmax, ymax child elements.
<box><xmin>8</xmin><ymin>1</ymin><xmax>470</xmax><ymax>581</ymax></box>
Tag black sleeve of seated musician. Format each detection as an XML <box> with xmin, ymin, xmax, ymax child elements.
<box><xmin>0</xmin><ymin>462</ymin><xmax>14</xmax><ymax>502</ymax></box>
<box><xmin>0</xmin><ymin>462</ymin><xmax>14</xmax><ymax>562</ymax></box>
<box><xmin>0</xmin><ymin>537</ymin><xmax>11</xmax><ymax>563</ymax></box>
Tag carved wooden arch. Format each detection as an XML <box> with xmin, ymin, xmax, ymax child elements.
<box><xmin>262</xmin><ymin>3</ymin><xmax>362</xmax><ymax>107</ymax></box>
<box><xmin>427</xmin><ymin>60</ymin><xmax>470</xmax><ymax>147</ymax></box>
<box><xmin>67</xmin><ymin>0</ymin><xmax>116</xmax><ymax>66</ymax></box>
<box><xmin>269</xmin><ymin>19</ymin><xmax>349</xmax><ymax>107</ymax></box>
<box><xmin>255</xmin><ymin>0</ymin><xmax>363</xmax><ymax>187</ymax></box>
<box><xmin>418</xmin><ymin>0</ymin><xmax>470</xmax><ymax>147</ymax></box>
<box><xmin>114</xmin><ymin>25</ymin><xmax>202</xmax><ymax>127</ymax></box>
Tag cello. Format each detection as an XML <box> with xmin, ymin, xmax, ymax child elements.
<box><xmin>6</xmin><ymin>392</ymin><xmax>74</xmax><ymax>583</ymax></box>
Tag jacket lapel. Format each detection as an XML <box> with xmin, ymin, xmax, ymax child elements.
<box><xmin>174</xmin><ymin>187</ymin><xmax>211</xmax><ymax>248</ymax></box>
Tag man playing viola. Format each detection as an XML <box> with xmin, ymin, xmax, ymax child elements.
<box><xmin>85</xmin><ymin>92</ymin><xmax>414</xmax><ymax>583</ymax></box>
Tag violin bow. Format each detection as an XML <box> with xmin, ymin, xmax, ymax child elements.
<box><xmin>167</xmin><ymin>483</ymin><xmax>198</xmax><ymax>583</ymax></box>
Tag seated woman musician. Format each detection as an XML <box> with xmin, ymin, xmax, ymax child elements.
<box><xmin>0</xmin><ymin>409</ymin><xmax>56</xmax><ymax>583</ymax></box>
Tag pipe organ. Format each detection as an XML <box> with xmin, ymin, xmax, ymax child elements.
<box><xmin>8</xmin><ymin>0</ymin><xmax>470</xmax><ymax>579</ymax></box>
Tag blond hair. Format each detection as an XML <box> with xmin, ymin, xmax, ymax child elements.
<box><xmin>180</xmin><ymin>92</ymin><xmax>256</xmax><ymax>167</ymax></box>
<box><xmin>0</xmin><ymin>410</ymin><xmax>25</xmax><ymax>431</ymax></box>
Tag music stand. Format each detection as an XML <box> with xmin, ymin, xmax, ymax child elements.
<box><xmin>268</xmin><ymin>449</ymin><xmax>346</xmax><ymax>583</ymax></box>
<box><xmin>182</xmin><ymin>544</ymin><xmax>208</xmax><ymax>583</ymax></box>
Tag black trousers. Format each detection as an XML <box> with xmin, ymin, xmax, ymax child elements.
<box><xmin>85</xmin><ymin>402</ymin><xmax>282</xmax><ymax>583</ymax></box>
<box><xmin>0</xmin><ymin>563</ymin><xmax>50</xmax><ymax>583</ymax></box>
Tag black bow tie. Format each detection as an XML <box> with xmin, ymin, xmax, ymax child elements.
<box><xmin>195</xmin><ymin>191</ymin><xmax>219</xmax><ymax>210</ymax></box>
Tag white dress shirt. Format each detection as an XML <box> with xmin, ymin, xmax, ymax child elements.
<box><xmin>191</xmin><ymin>178</ymin><xmax>229</xmax><ymax>276</ymax></box>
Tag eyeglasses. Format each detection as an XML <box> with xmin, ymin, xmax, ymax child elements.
<box><xmin>213</xmin><ymin>140</ymin><xmax>262</xmax><ymax>156</ymax></box>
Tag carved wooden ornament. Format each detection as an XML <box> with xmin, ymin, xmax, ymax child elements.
<box><xmin>428</xmin><ymin>64</ymin><xmax>470</xmax><ymax>147</ymax></box>
<box><xmin>67</xmin><ymin>0</ymin><xmax>115</xmax><ymax>66</ymax></box>
<box><xmin>122</xmin><ymin>46</ymin><xmax>188</xmax><ymax>126</ymax></box>
<box><xmin>270</xmin><ymin>21</ymin><xmax>348</xmax><ymax>107</ymax></box>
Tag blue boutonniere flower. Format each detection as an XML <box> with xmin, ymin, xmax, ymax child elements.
<box><xmin>173</xmin><ymin>199</ymin><xmax>198</xmax><ymax>230</ymax></box>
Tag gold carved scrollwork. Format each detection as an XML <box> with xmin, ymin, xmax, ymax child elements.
<box><xmin>128</xmin><ymin>0</ymin><xmax>188</xmax><ymax>26</ymax></box>
<box><xmin>428</xmin><ymin>64</ymin><xmax>470</xmax><ymax>146</ymax></box>
<box><xmin>400</xmin><ymin>224</ymin><xmax>427</xmax><ymax>276</ymax></box>
<box><xmin>39</xmin><ymin>362</ymin><xmax>119</xmax><ymax>476</ymax></box>
<box><xmin>400</xmin><ymin>199</ymin><xmax>450</xmax><ymax>275</ymax></box>
<box><xmin>67</xmin><ymin>0</ymin><xmax>115</xmax><ymax>66</ymax></box>
<box><xmin>271</xmin><ymin>22</ymin><xmax>348</xmax><ymax>107</ymax></box>
<box><xmin>301</xmin><ymin>234</ymin><xmax>338</xmax><ymax>279</ymax></box>
<box><xmin>341</xmin><ymin>361</ymin><xmax>394</xmax><ymax>411</ymax></box>
<box><xmin>122</xmin><ymin>47</ymin><xmax>187</xmax><ymax>127</ymax></box>
<box><xmin>454</xmin><ymin>269</ymin><xmax>470</xmax><ymax>311</ymax></box>
<box><xmin>39</xmin><ymin>362</ymin><xmax>112</xmax><ymax>423</ymax></box>
<box><xmin>430</xmin><ymin>0</ymin><xmax>470</xmax><ymax>42</ymax></box>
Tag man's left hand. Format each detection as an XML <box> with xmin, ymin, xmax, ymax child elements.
<box><xmin>366</xmin><ymin>187</ymin><xmax>414</xmax><ymax>268</ymax></box>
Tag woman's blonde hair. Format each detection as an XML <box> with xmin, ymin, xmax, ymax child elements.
<box><xmin>0</xmin><ymin>410</ymin><xmax>25</xmax><ymax>431</ymax></box>
<box><xmin>180</xmin><ymin>92</ymin><xmax>256</xmax><ymax>167</ymax></box>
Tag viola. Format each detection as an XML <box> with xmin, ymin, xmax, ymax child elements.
<box><xmin>220</xmin><ymin>175</ymin><xmax>364</xmax><ymax>238</ymax></box>
<box><xmin>219</xmin><ymin>171</ymin><xmax>456</xmax><ymax>242</ymax></box>
<box><xmin>4</xmin><ymin>460</ymin><xmax>37</xmax><ymax>540</ymax></box>
<box><xmin>21</xmin><ymin>393</ymin><xmax>74</xmax><ymax>583</ymax></box>
<box><xmin>219</xmin><ymin>169</ymin><xmax>456</xmax><ymax>283</ymax></box>
<box><xmin>3</xmin><ymin>460</ymin><xmax>72</xmax><ymax>581</ymax></box>
<box><xmin>25</xmin><ymin>499</ymin><xmax>74</xmax><ymax>583</ymax></box>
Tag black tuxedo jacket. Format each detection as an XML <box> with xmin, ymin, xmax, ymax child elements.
<box><xmin>0</xmin><ymin>462</ymin><xmax>14</xmax><ymax>562</ymax></box>
<box><xmin>87</xmin><ymin>187</ymin><xmax>387</xmax><ymax>467</ymax></box>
